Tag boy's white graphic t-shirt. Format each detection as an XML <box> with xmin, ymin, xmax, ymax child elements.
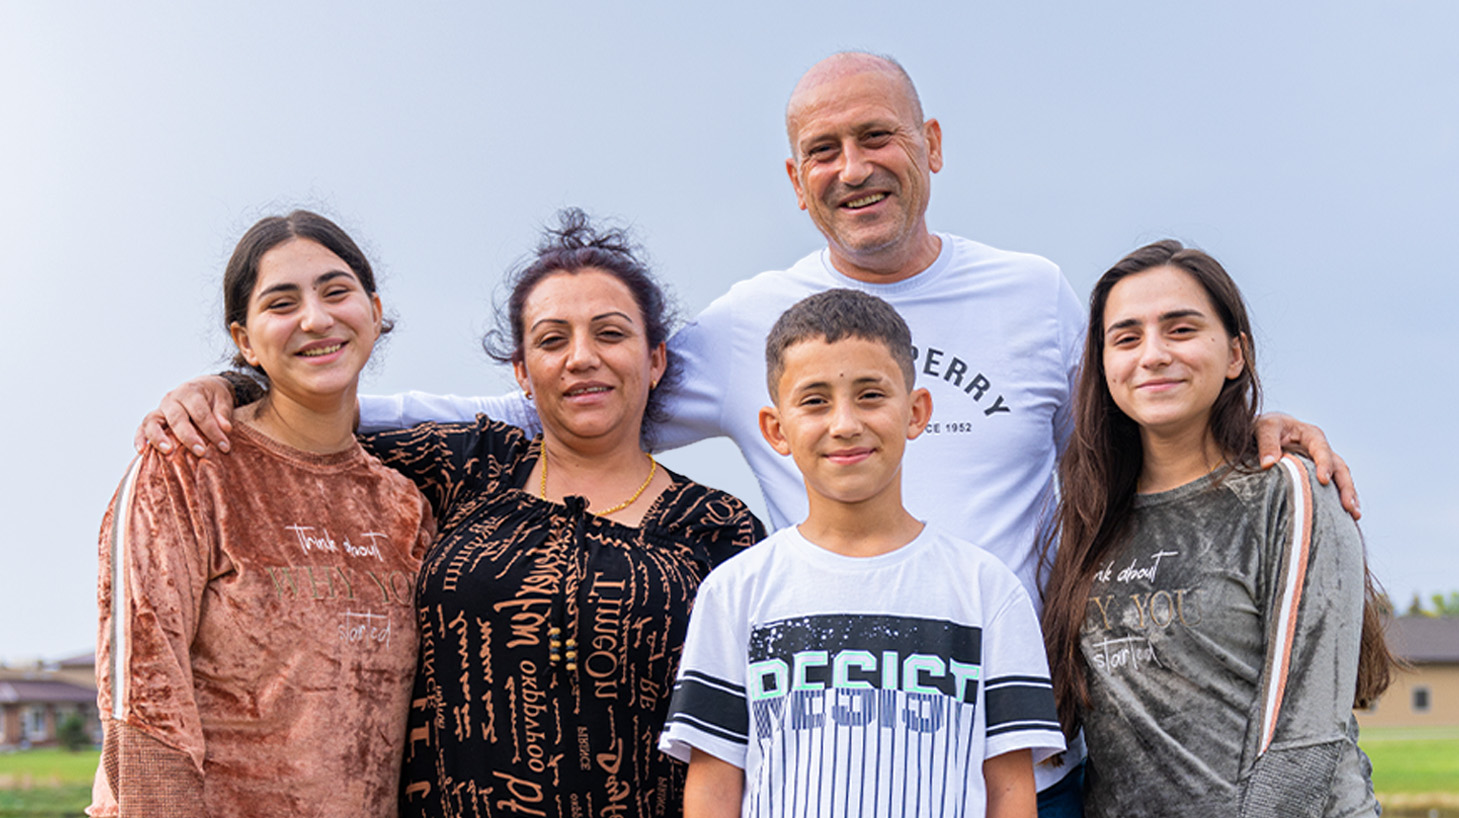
<box><xmin>660</xmin><ymin>525</ymin><xmax>1064</xmax><ymax>818</ymax></box>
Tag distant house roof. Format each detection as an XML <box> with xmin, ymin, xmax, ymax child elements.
<box><xmin>0</xmin><ymin>680</ymin><xmax>96</xmax><ymax>705</ymax></box>
<box><xmin>54</xmin><ymin>651</ymin><xmax>95</xmax><ymax>669</ymax></box>
<box><xmin>1387</xmin><ymin>616</ymin><xmax>1459</xmax><ymax>663</ymax></box>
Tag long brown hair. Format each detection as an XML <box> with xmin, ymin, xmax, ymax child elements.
<box><xmin>1039</xmin><ymin>239</ymin><xmax>1393</xmax><ymax>738</ymax></box>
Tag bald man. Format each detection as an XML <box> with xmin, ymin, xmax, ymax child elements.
<box><xmin>367</xmin><ymin>52</ymin><xmax>1094</xmax><ymax>810</ymax></box>
<box><xmin>375</xmin><ymin>53</ymin><xmax>1085</xmax><ymax>597</ymax></box>
<box><xmin>145</xmin><ymin>51</ymin><xmax>1353</xmax><ymax>818</ymax></box>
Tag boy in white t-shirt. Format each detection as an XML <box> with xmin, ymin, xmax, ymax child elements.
<box><xmin>659</xmin><ymin>289</ymin><xmax>1065</xmax><ymax>818</ymax></box>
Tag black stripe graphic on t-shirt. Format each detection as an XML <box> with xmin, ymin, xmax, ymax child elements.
<box><xmin>749</xmin><ymin>615</ymin><xmax>981</xmax><ymax>664</ymax></box>
<box><xmin>666</xmin><ymin>711</ymin><xmax>748</xmax><ymax>745</ymax></box>
<box><xmin>748</xmin><ymin>614</ymin><xmax>982</xmax><ymax>702</ymax></box>
<box><xmin>985</xmin><ymin>674</ymin><xmax>1052</xmax><ymax>686</ymax></box>
<box><xmin>668</xmin><ymin>671</ymin><xmax>748</xmax><ymax>743</ymax></box>
<box><xmin>987</xmin><ymin>718</ymin><xmax>1062</xmax><ymax>738</ymax></box>
<box><xmin>984</xmin><ymin>674</ymin><xmax>1057</xmax><ymax>733</ymax></box>
<box><xmin>741</xmin><ymin>615</ymin><xmax>993</xmax><ymax>816</ymax></box>
<box><xmin>682</xmin><ymin>668</ymin><xmax>746</xmax><ymax>695</ymax></box>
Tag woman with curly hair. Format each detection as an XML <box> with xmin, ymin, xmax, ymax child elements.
<box><xmin>137</xmin><ymin>209</ymin><xmax>764</xmax><ymax>817</ymax></box>
<box><xmin>374</xmin><ymin>210</ymin><xmax>764</xmax><ymax>817</ymax></box>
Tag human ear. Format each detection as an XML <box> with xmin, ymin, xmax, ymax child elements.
<box><xmin>648</xmin><ymin>342</ymin><xmax>668</xmax><ymax>388</ymax></box>
<box><xmin>923</xmin><ymin>118</ymin><xmax>943</xmax><ymax>174</ymax></box>
<box><xmin>906</xmin><ymin>388</ymin><xmax>933</xmax><ymax>440</ymax></box>
<box><xmin>758</xmin><ymin>405</ymin><xmax>793</xmax><ymax>456</ymax></box>
<box><xmin>513</xmin><ymin>359</ymin><xmax>532</xmax><ymax>397</ymax></box>
<box><xmin>785</xmin><ymin>158</ymin><xmax>808</xmax><ymax>211</ymax></box>
<box><xmin>229</xmin><ymin>322</ymin><xmax>260</xmax><ymax>368</ymax></box>
<box><xmin>1226</xmin><ymin>333</ymin><xmax>1247</xmax><ymax>380</ymax></box>
<box><xmin>370</xmin><ymin>292</ymin><xmax>384</xmax><ymax>338</ymax></box>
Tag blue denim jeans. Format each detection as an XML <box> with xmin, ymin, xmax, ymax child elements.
<box><xmin>1036</xmin><ymin>761</ymin><xmax>1085</xmax><ymax>818</ymax></box>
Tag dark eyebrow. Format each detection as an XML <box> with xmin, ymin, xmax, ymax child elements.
<box><xmin>255</xmin><ymin>282</ymin><xmax>300</xmax><ymax>300</ymax></box>
<box><xmin>1105</xmin><ymin>308</ymin><xmax>1207</xmax><ymax>335</ymax></box>
<box><xmin>792</xmin><ymin>380</ymin><xmax>832</xmax><ymax>395</ymax></box>
<box><xmin>316</xmin><ymin>270</ymin><xmax>356</xmax><ymax>285</ymax></box>
<box><xmin>792</xmin><ymin>373</ymin><xmax>892</xmax><ymax>394</ymax></box>
<box><xmin>255</xmin><ymin>269</ymin><xmax>356</xmax><ymax>300</ymax></box>
<box><xmin>1159</xmin><ymin>308</ymin><xmax>1206</xmax><ymax>321</ymax></box>
<box><xmin>528</xmin><ymin>311</ymin><xmax>635</xmax><ymax>333</ymax></box>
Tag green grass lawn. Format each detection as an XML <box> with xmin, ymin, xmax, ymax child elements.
<box><xmin>0</xmin><ymin>786</ymin><xmax>91</xmax><ymax>818</ymax></box>
<box><xmin>0</xmin><ymin>749</ymin><xmax>97</xmax><ymax>817</ymax></box>
<box><xmin>0</xmin><ymin>733</ymin><xmax>1453</xmax><ymax>815</ymax></box>
<box><xmin>0</xmin><ymin>749</ymin><xmax>98</xmax><ymax>788</ymax></box>
<box><xmin>1363</xmin><ymin>726</ymin><xmax>1459</xmax><ymax>796</ymax></box>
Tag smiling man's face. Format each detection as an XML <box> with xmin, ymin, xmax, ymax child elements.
<box><xmin>785</xmin><ymin>57</ymin><xmax>942</xmax><ymax>282</ymax></box>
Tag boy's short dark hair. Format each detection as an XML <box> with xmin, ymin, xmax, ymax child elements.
<box><xmin>764</xmin><ymin>289</ymin><xmax>917</xmax><ymax>398</ymax></box>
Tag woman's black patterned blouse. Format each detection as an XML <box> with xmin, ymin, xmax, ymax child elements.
<box><xmin>361</xmin><ymin>418</ymin><xmax>765</xmax><ymax>818</ymax></box>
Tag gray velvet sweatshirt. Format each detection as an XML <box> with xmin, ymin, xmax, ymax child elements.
<box><xmin>1080</xmin><ymin>457</ymin><xmax>1379</xmax><ymax>817</ymax></box>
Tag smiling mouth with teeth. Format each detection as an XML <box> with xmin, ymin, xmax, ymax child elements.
<box><xmin>566</xmin><ymin>386</ymin><xmax>612</xmax><ymax>396</ymax></box>
<box><xmin>299</xmin><ymin>343</ymin><xmax>344</xmax><ymax>357</ymax></box>
<box><xmin>843</xmin><ymin>193</ymin><xmax>887</xmax><ymax>209</ymax></box>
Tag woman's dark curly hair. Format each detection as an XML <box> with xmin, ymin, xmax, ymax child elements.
<box><xmin>482</xmin><ymin>208</ymin><xmax>680</xmax><ymax>448</ymax></box>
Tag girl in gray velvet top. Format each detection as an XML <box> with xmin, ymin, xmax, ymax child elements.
<box><xmin>1039</xmin><ymin>240</ymin><xmax>1394</xmax><ymax>817</ymax></box>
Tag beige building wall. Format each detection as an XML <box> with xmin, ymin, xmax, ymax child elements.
<box><xmin>50</xmin><ymin>666</ymin><xmax>97</xmax><ymax>690</ymax></box>
<box><xmin>1356</xmin><ymin>662</ymin><xmax>1459</xmax><ymax>729</ymax></box>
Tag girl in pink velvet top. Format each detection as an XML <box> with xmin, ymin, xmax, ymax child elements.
<box><xmin>91</xmin><ymin>211</ymin><xmax>434</xmax><ymax>818</ymax></box>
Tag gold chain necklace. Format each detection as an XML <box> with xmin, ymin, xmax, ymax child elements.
<box><xmin>539</xmin><ymin>442</ymin><xmax>657</xmax><ymax>516</ymax></box>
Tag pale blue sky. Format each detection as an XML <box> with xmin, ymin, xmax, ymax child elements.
<box><xmin>2</xmin><ymin>1</ymin><xmax>1455</xmax><ymax>661</ymax></box>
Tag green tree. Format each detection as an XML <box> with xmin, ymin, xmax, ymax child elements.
<box><xmin>1407</xmin><ymin>592</ymin><xmax>1428</xmax><ymax>617</ymax></box>
<box><xmin>56</xmin><ymin>712</ymin><xmax>88</xmax><ymax>752</ymax></box>
<box><xmin>1431</xmin><ymin>591</ymin><xmax>1459</xmax><ymax>617</ymax></box>
<box><xmin>1407</xmin><ymin>591</ymin><xmax>1459</xmax><ymax>617</ymax></box>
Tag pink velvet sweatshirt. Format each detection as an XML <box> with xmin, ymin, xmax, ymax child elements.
<box><xmin>91</xmin><ymin>422</ymin><xmax>434</xmax><ymax>817</ymax></box>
